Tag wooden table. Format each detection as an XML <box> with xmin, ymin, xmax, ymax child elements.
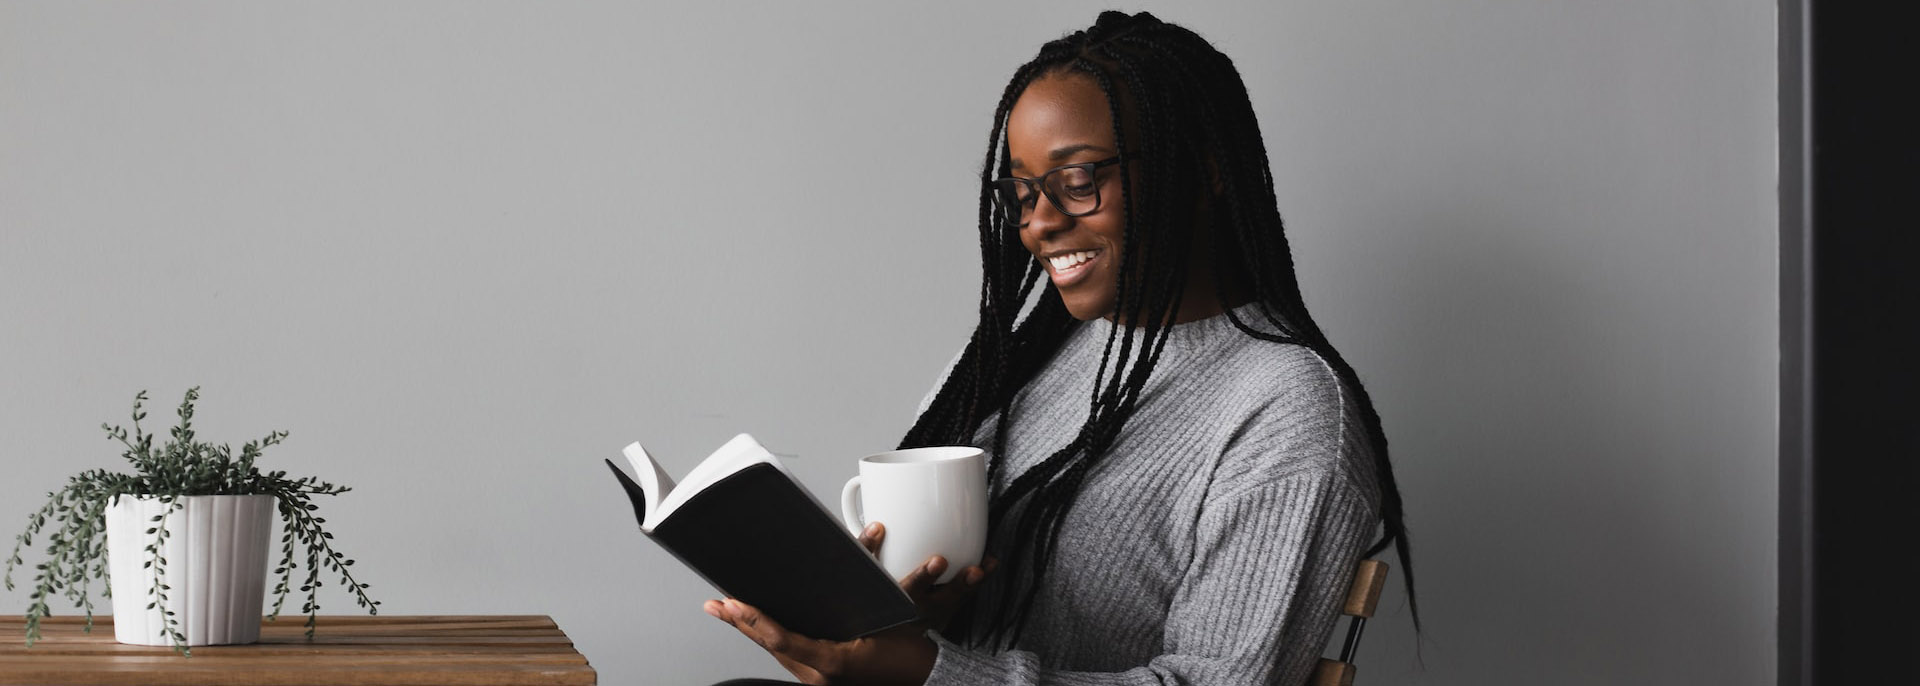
<box><xmin>0</xmin><ymin>615</ymin><xmax>596</xmax><ymax>685</ymax></box>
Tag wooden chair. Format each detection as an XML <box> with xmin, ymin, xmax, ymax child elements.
<box><xmin>1310</xmin><ymin>559</ymin><xmax>1390</xmax><ymax>686</ymax></box>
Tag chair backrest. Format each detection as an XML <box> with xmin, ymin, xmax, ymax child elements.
<box><xmin>1309</xmin><ymin>559</ymin><xmax>1389</xmax><ymax>686</ymax></box>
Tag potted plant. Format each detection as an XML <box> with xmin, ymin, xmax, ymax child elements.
<box><xmin>3</xmin><ymin>387</ymin><xmax>379</xmax><ymax>656</ymax></box>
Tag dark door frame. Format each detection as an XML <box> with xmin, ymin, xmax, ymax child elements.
<box><xmin>1778</xmin><ymin>2</ymin><xmax>1916</xmax><ymax>684</ymax></box>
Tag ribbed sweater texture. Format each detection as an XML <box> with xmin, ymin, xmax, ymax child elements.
<box><xmin>912</xmin><ymin>302</ymin><xmax>1383</xmax><ymax>686</ymax></box>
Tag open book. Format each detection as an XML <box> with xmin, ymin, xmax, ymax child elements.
<box><xmin>604</xmin><ymin>433</ymin><xmax>918</xmax><ymax>641</ymax></box>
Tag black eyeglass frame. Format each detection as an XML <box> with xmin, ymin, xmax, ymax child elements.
<box><xmin>991</xmin><ymin>156</ymin><xmax>1125</xmax><ymax>228</ymax></box>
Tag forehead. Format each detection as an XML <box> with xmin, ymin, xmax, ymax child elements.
<box><xmin>1006</xmin><ymin>73</ymin><xmax>1115</xmax><ymax>172</ymax></box>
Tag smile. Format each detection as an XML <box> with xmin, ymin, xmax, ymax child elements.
<box><xmin>1045</xmin><ymin>249</ymin><xmax>1101</xmax><ymax>287</ymax></box>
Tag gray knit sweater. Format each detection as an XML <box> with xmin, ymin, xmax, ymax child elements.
<box><xmin>912</xmin><ymin>302</ymin><xmax>1382</xmax><ymax>686</ymax></box>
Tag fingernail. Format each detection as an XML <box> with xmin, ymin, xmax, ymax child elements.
<box><xmin>865</xmin><ymin>522</ymin><xmax>880</xmax><ymax>535</ymax></box>
<box><xmin>703</xmin><ymin>602</ymin><xmax>723</xmax><ymax>619</ymax></box>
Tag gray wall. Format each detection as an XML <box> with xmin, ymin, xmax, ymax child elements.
<box><xmin>0</xmin><ymin>2</ymin><xmax>1777</xmax><ymax>684</ymax></box>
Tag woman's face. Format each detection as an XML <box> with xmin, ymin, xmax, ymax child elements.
<box><xmin>1005</xmin><ymin>73</ymin><xmax>1129</xmax><ymax>321</ymax></box>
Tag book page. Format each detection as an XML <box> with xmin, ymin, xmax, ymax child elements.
<box><xmin>654</xmin><ymin>433</ymin><xmax>775</xmax><ymax>528</ymax></box>
<box><xmin>620</xmin><ymin>443</ymin><xmax>677</xmax><ymax>531</ymax></box>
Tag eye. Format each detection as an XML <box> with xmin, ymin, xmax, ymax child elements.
<box><xmin>1058</xmin><ymin>168</ymin><xmax>1097</xmax><ymax>198</ymax></box>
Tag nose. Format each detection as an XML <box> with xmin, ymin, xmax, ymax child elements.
<box><xmin>1021</xmin><ymin>190</ymin><xmax>1074</xmax><ymax>243</ymax></box>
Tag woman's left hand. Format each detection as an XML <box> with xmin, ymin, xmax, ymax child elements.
<box><xmin>704</xmin><ymin>554</ymin><xmax>972</xmax><ymax>685</ymax></box>
<box><xmin>704</xmin><ymin>597</ymin><xmax>936</xmax><ymax>685</ymax></box>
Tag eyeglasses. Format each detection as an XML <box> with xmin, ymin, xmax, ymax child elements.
<box><xmin>991</xmin><ymin>156</ymin><xmax>1123</xmax><ymax>228</ymax></box>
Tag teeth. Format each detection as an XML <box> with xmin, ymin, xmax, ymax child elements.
<box><xmin>1048</xmin><ymin>250</ymin><xmax>1097</xmax><ymax>272</ymax></box>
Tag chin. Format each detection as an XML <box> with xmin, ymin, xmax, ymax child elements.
<box><xmin>1060</xmin><ymin>297</ymin><xmax>1117</xmax><ymax>321</ymax></box>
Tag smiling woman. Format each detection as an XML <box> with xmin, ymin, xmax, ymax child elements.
<box><xmin>706</xmin><ymin>10</ymin><xmax>1419</xmax><ymax>686</ymax></box>
<box><xmin>996</xmin><ymin>73</ymin><xmax>1243</xmax><ymax>324</ymax></box>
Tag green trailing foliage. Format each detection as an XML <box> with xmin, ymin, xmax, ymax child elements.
<box><xmin>3</xmin><ymin>388</ymin><xmax>379</xmax><ymax>657</ymax></box>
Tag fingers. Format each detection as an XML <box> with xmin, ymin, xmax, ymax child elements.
<box><xmin>728</xmin><ymin>599</ymin><xmax>843</xmax><ymax>682</ymax></box>
<box><xmin>899</xmin><ymin>555</ymin><xmax>949</xmax><ymax>600</ymax></box>
<box><xmin>912</xmin><ymin>560</ymin><xmax>993</xmax><ymax>631</ymax></box>
<box><xmin>931</xmin><ymin>558</ymin><xmax>994</xmax><ymax>601</ymax></box>
<box><xmin>929</xmin><ymin>562</ymin><xmax>991</xmax><ymax>602</ymax></box>
<box><xmin>858</xmin><ymin>522</ymin><xmax>885</xmax><ymax>556</ymax></box>
<box><xmin>706</xmin><ymin>600</ymin><xmax>824</xmax><ymax>682</ymax></box>
<box><xmin>901</xmin><ymin>554</ymin><xmax>1001</xmax><ymax>597</ymax></box>
<box><xmin>970</xmin><ymin>556</ymin><xmax>999</xmax><ymax>584</ymax></box>
<box><xmin>709</xmin><ymin>599</ymin><xmax>820</xmax><ymax>660</ymax></box>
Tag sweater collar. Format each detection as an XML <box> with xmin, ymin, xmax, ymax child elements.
<box><xmin>1084</xmin><ymin>300</ymin><xmax>1286</xmax><ymax>357</ymax></box>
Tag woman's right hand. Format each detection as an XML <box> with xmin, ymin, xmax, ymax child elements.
<box><xmin>858</xmin><ymin>522</ymin><xmax>997</xmax><ymax>633</ymax></box>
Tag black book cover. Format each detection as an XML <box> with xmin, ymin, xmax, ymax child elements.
<box><xmin>606</xmin><ymin>459</ymin><xmax>919</xmax><ymax>641</ymax></box>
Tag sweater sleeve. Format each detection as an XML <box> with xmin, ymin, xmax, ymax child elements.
<box><xmin>920</xmin><ymin>463</ymin><xmax>1377</xmax><ymax>685</ymax></box>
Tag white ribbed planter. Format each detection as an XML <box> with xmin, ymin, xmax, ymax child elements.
<box><xmin>104</xmin><ymin>494</ymin><xmax>275</xmax><ymax>647</ymax></box>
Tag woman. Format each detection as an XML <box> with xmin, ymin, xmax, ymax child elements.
<box><xmin>706</xmin><ymin>10</ymin><xmax>1418</xmax><ymax>685</ymax></box>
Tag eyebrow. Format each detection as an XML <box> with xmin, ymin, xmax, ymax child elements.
<box><xmin>1010</xmin><ymin>143</ymin><xmax>1110</xmax><ymax>171</ymax></box>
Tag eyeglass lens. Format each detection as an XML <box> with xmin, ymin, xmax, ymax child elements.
<box><xmin>995</xmin><ymin>166</ymin><xmax>1100</xmax><ymax>226</ymax></box>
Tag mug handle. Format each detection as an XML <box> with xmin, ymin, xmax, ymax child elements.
<box><xmin>840</xmin><ymin>475</ymin><xmax>864</xmax><ymax>537</ymax></box>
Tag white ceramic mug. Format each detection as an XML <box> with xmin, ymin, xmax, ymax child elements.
<box><xmin>840</xmin><ymin>446</ymin><xmax>988</xmax><ymax>584</ymax></box>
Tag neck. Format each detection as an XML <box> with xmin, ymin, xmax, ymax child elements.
<box><xmin>1102</xmin><ymin>266</ymin><xmax>1253</xmax><ymax>327</ymax></box>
